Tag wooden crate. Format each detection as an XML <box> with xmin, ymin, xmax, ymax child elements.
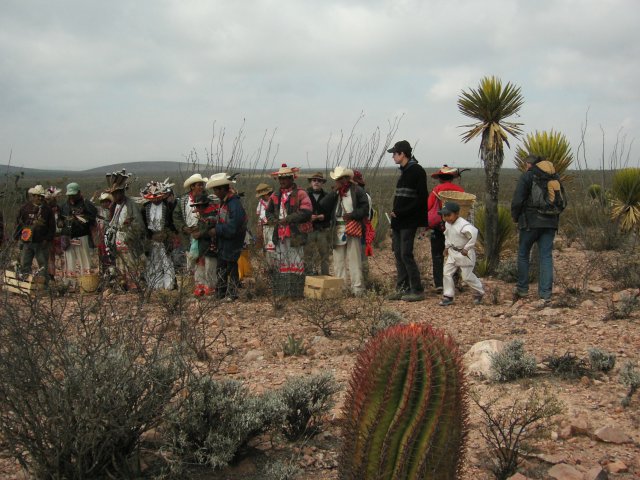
<box><xmin>304</xmin><ymin>275</ymin><xmax>344</xmax><ymax>299</ymax></box>
<box><xmin>3</xmin><ymin>270</ymin><xmax>45</xmax><ymax>296</ymax></box>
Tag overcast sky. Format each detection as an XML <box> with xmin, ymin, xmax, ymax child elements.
<box><xmin>1</xmin><ymin>0</ymin><xmax>639</xmax><ymax>172</ymax></box>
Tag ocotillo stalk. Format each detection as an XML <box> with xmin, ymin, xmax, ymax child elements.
<box><xmin>339</xmin><ymin>323</ymin><xmax>468</xmax><ymax>480</ymax></box>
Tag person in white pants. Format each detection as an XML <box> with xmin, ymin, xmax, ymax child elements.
<box><xmin>320</xmin><ymin>166</ymin><xmax>369</xmax><ymax>296</ymax></box>
<box><xmin>438</xmin><ymin>201</ymin><xmax>484</xmax><ymax>306</ymax></box>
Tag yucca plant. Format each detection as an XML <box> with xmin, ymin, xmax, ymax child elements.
<box><xmin>475</xmin><ymin>205</ymin><xmax>515</xmax><ymax>254</ymax></box>
<box><xmin>458</xmin><ymin>75</ymin><xmax>524</xmax><ymax>273</ymax></box>
<box><xmin>611</xmin><ymin>168</ymin><xmax>640</xmax><ymax>231</ymax></box>
<box><xmin>339</xmin><ymin>324</ymin><xmax>468</xmax><ymax>480</ymax></box>
<box><xmin>587</xmin><ymin>184</ymin><xmax>606</xmax><ymax>204</ymax></box>
<box><xmin>514</xmin><ymin>130</ymin><xmax>573</xmax><ymax>181</ymax></box>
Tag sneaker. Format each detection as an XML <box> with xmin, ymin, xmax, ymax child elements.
<box><xmin>473</xmin><ymin>295</ymin><xmax>484</xmax><ymax>305</ymax></box>
<box><xmin>386</xmin><ymin>291</ymin><xmax>406</xmax><ymax>301</ymax></box>
<box><xmin>534</xmin><ymin>298</ymin><xmax>552</xmax><ymax>309</ymax></box>
<box><xmin>439</xmin><ymin>296</ymin><xmax>454</xmax><ymax>306</ymax></box>
<box><xmin>401</xmin><ymin>292</ymin><xmax>425</xmax><ymax>302</ymax></box>
<box><xmin>513</xmin><ymin>288</ymin><xmax>528</xmax><ymax>300</ymax></box>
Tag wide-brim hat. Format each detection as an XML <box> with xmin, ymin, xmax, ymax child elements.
<box><xmin>307</xmin><ymin>172</ymin><xmax>326</xmax><ymax>182</ymax></box>
<box><xmin>28</xmin><ymin>185</ymin><xmax>46</xmax><ymax>196</ymax></box>
<box><xmin>183</xmin><ymin>173</ymin><xmax>207</xmax><ymax>190</ymax></box>
<box><xmin>206</xmin><ymin>173</ymin><xmax>233</xmax><ymax>189</ymax></box>
<box><xmin>431</xmin><ymin>165</ymin><xmax>460</xmax><ymax>178</ymax></box>
<box><xmin>271</xmin><ymin>163</ymin><xmax>299</xmax><ymax>178</ymax></box>
<box><xmin>255</xmin><ymin>182</ymin><xmax>273</xmax><ymax>198</ymax></box>
<box><xmin>329</xmin><ymin>166</ymin><xmax>354</xmax><ymax>181</ymax></box>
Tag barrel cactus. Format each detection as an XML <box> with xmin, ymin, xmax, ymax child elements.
<box><xmin>339</xmin><ymin>324</ymin><xmax>468</xmax><ymax>480</ymax></box>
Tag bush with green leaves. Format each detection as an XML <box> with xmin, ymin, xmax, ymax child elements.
<box><xmin>619</xmin><ymin>361</ymin><xmax>640</xmax><ymax>407</ymax></box>
<box><xmin>164</xmin><ymin>375</ymin><xmax>287</xmax><ymax>470</ymax></box>
<box><xmin>588</xmin><ymin>348</ymin><xmax>616</xmax><ymax>373</ymax></box>
<box><xmin>276</xmin><ymin>372</ymin><xmax>339</xmax><ymax>440</ymax></box>
<box><xmin>490</xmin><ymin>340</ymin><xmax>537</xmax><ymax>382</ymax></box>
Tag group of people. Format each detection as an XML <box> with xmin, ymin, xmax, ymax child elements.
<box><xmin>13</xmin><ymin>139</ymin><xmax>564</xmax><ymax>305</ymax></box>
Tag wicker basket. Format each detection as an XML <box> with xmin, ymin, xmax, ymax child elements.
<box><xmin>437</xmin><ymin>191</ymin><xmax>477</xmax><ymax>218</ymax></box>
<box><xmin>78</xmin><ymin>273</ymin><xmax>100</xmax><ymax>294</ymax></box>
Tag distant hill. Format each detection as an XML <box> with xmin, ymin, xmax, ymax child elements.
<box><xmin>0</xmin><ymin>161</ymin><xmax>200</xmax><ymax>179</ymax></box>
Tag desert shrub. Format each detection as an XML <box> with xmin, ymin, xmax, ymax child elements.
<box><xmin>543</xmin><ymin>352</ymin><xmax>590</xmax><ymax>379</ymax></box>
<box><xmin>295</xmin><ymin>296</ymin><xmax>349</xmax><ymax>337</ymax></box>
<box><xmin>282</xmin><ymin>334</ymin><xmax>308</xmax><ymax>356</ymax></box>
<box><xmin>0</xmin><ymin>295</ymin><xmax>186</xmax><ymax>479</ymax></box>
<box><xmin>475</xmin><ymin>257</ymin><xmax>490</xmax><ymax>278</ymax></box>
<box><xmin>276</xmin><ymin>372</ymin><xmax>339</xmax><ymax>440</ymax></box>
<box><xmin>164</xmin><ymin>375</ymin><xmax>286</xmax><ymax>471</ymax></box>
<box><xmin>263</xmin><ymin>459</ymin><xmax>302</xmax><ymax>480</ymax></box>
<box><xmin>565</xmin><ymin>199</ymin><xmax>628</xmax><ymax>251</ymax></box>
<box><xmin>490</xmin><ymin>340</ymin><xmax>537</xmax><ymax>382</ymax></box>
<box><xmin>605</xmin><ymin>295</ymin><xmax>638</xmax><ymax>320</ymax></box>
<box><xmin>495</xmin><ymin>258</ymin><xmax>519</xmax><ymax>283</ymax></box>
<box><xmin>619</xmin><ymin>361</ymin><xmax>640</xmax><ymax>407</ymax></box>
<box><xmin>604</xmin><ymin>253</ymin><xmax>640</xmax><ymax>289</ymax></box>
<box><xmin>587</xmin><ymin>183</ymin><xmax>605</xmax><ymax>202</ymax></box>
<box><xmin>587</xmin><ymin>348</ymin><xmax>616</xmax><ymax>373</ymax></box>
<box><xmin>473</xmin><ymin>387</ymin><xmax>564</xmax><ymax>480</ymax></box>
<box><xmin>351</xmin><ymin>290</ymin><xmax>405</xmax><ymax>342</ymax></box>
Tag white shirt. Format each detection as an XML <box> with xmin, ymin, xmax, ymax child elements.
<box><xmin>148</xmin><ymin>202</ymin><xmax>164</xmax><ymax>232</ymax></box>
<box><xmin>335</xmin><ymin>191</ymin><xmax>353</xmax><ymax>246</ymax></box>
<box><xmin>444</xmin><ymin>217</ymin><xmax>478</xmax><ymax>251</ymax></box>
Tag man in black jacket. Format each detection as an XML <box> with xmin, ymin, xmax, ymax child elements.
<box><xmin>304</xmin><ymin>172</ymin><xmax>331</xmax><ymax>275</ymax></box>
<box><xmin>60</xmin><ymin>182</ymin><xmax>97</xmax><ymax>280</ymax></box>
<box><xmin>386</xmin><ymin>140</ymin><xmax>428</xmax><ymax>301</ymax></box>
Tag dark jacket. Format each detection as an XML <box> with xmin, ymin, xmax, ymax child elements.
<box><xmin>15</xmin><ymin>202</ymin><xmax>56</xmax><ymax>243</ymax></box>
<box><xmin>60</xmin><ymin>196</ymin><xmax>97</xmax><ymax>238</ymax></box>
<box><xmin>142</xmin><ymin>200</ymin><xmax>177</xmax><ymax>238</ymax></box>
<box><xmin>319</xmin><ymin>184</ymin><xmax>369</xmax><ymax>243</ymax></box>
<box><xmin>511</xmin><ymin>162</ymin><xmax>562</xmax><ymax>230</ymax></box>
<box><xmin>265</xmin><ymin>185</ymin><xmax>312</xmax><ymax>245</ymax></box>
<box><xmin>215</xmin><ymin>194</ymin><xmax>248</xmax><ymax>262</ymax></box>
<box><xmin>391</xmin><ymin>158</ymin><xmax>428</xmax><ymax>230</ymax></box>
<box><xmin>306</xmin><ymin>187</ymin><xmax>331</xmax><ymax>230</ymax></box>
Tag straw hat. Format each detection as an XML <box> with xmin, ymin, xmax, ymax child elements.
<box><xmin>206</xmin><ymin>173</ymin><xmax>233</xmax><ymax>189</ymax></box>
<box><xmin>183</xmin><ymin>173</ymin><xmax>207</xmax><ymax>190</ymax></box>
<box><xmin>329</xmin><ymin>166</ymin><xmax>354</xmax><ymax>181</ymax></box>
<box><xmin>271</xmin><ymin>163</ymin><xmax>299</xmax><ymax>178</ymax></box>
<box><xmin>307</xmin><ymin>172</ymin><xmax>326</xmax><ymax>183</ymax></box>
<box><xmin>28</xmin><ymin>185</ymin><xmax>46</xmax><ymax>196</ymax></box>
<box><xmin>430</xmin><ymin>165</ymin><xmax>460</xmax><ymax>178</ymax></box>
<box><xmin>255</xmin><ymin>183</ymin><xmax>273</xmax><ymax>198</ymax></box>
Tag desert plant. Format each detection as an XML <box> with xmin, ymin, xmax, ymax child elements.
<box><xmin>587</xmin><ymin>183</ymin><xmax>606</xmax><ymax>203</ymax></box>
<box><xmin>565</xmin><ymin>197</ymin><xmax>628</xmax><ymax>251</ymax></box>
<box><xmin>610</xmin><ymin>167</ymin><xmax>640</xmax><ymax>231</ymax></box>
<box><xmin>295</xmin><ymin>296</ymin><xmax>349</xmax><ymax>337</ymax></box>
<box><xmin>277</xmin><ymin>372</ymin><xmax>339</xmax><ymax>440</ymax></box>
<box><xmin>490</xmin><ymin>340</ymin><xmax>537</xmax><ymax>382</ymax></box>
<box><xmin>619</xmin><ymin>361</ymin><xmax>640</xmax><ymax>407</ymax></box>
<box><xmin>514</xmin><ymin>130</ymin><xmax>574</xmax><ymax>181</ymax></box>
<box><xmin>542</xmin><ymin>352</ymin><xmax>590</xmax><ymax>379</ymax></box>
<box><xmin>475</xmin><ymin>204</ymin><xmax>515</xmax><ymax>257</ymax></box>
<box><xmin>282</xmin><ymin>334</ymin><xmax>308</xmax><ymax>356</ymax></box>
<box><xmin>164</xmin><ymin>375</ymin><xmax>286</xmax><ymax>471</ymax></box>
<box><xmin>458</xmin><ymin>75</ymin><xmax>524</xmax><ymax>273</ymax></box>
<box><xmin>587</xmin><ymin>348</ymin><xmax>616</xmax><ymax>373</ymax></box>
<box><xmin>604</xmin><ymin>253</ymin><xmax>640</xmax><ymax>289</ymax></box>
<box><xmin>605</xmin><ymin>295</ymin><xmax>638</xmax><ymax>320</ymax></box>
<box><xmin>472</xmin><ymin>387</ymin><xmax>564</xmax><ymax>480</ymax></box>
<box><xmin>495</xmin><ymin>258</ymin><xmax>519</xmax><ymax>283</ymax></box>
<box><xmin>263</xmin><ymin>459</ymin><xmax>302</xmax><ymax>480</ymax></box>
<box><xmin>339</xmin><ymin>324</ymin><xmax>468</xmax><ymax>479</ymax></box>
<box><xmin>351</xmin><ymin>290</ymin><xmax>405</xmax><ymax>343</ymax></box>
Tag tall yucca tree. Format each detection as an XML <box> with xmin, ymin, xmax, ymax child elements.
<box><xmin>458</xmin><ymin>76</ymin><xmax>524</xmax><ymax>272</ymax></box>
<box><xmin>514</xmin><ymin>130</ymin><xmax>573</xmax><ymax>181</ymax></box>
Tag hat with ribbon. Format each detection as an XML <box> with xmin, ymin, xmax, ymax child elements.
<box><xmin>430</xmin><ymin>165</ymin><xmax>460</xmax><ymax>178</ymax></box>
<box><xmin>183</xmin><ymin>173</ymin><xmax>208</xmax><ymax>190</ymax></box>
<box><xmin>329</xmin><ymin>166</ymin><xmax>354</xmax><ymax>181</ymax></box>
<box><xmin>255</xmin><ymin>182</ymin><xmax>274</xmax><ymax>198</ymax></box>
<box><xmin>271</xmin><ymin>163</ymin><xmax>299</xmax><ymax>178</ymax></box>
<box><xmin>206</xmin><ymin>173</ymin><xmax>234</xmax><ymax>189</ymax></box>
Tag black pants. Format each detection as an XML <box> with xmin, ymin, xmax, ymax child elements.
<box><xmin>391</xmin><ymin>228</ymin><xmax>423</xmax><ymax>293</ymax></box>
<box><xmin>20</xmin><ymin>241</ymin><xmax>51</xmax><ymax>285</ymax></box>
<box><xmin>430</xmin><ymin>228</ymin><xmax>445</xmax><ymax>289</ymax></box>
<box><xmin>216</xmin><ymin>258</ymin><xmax>239</xmax><ymax>299</ymax></box>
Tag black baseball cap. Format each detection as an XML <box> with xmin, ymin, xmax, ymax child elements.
<box><xmin>437</xmin><ymin>201</ymin><xmax>460</xmax><ymax>215</ymax></box>
<box><xmin>387</xmin><ymin>140</ymin><xmax>412</xmax><ymax>156</ymax></box>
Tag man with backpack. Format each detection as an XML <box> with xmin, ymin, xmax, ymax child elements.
<box><xmin>511</xmin><ymin>155</ymin><xmax>566</xmax><ymax>305</ymax></box>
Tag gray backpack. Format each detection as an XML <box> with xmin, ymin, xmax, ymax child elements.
<box><xmin>528</xmin><ymin>175</ymin><xmax>567</xmax><ymax>215</ymax></box>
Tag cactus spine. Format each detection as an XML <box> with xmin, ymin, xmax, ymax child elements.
<box><xmin>339</xmin><ymin>324</ymin><xmax>468</xmax><ymax>480</ymax></box>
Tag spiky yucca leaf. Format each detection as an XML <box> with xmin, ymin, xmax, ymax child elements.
<box><xmin>514</xmin><ymin>130</ymin><xmax>574</xmax><ymax>181</ymax></box>
<box><xmin>611</xmin><ymin>168</ymin><xmax>640</xmax><ymax>231</ymax></box>
<box><xmin>475</xmin><ymin>205</ymin><xmax>515</xmax><ymax>254</ymax></box>
<box><xmin>339</xmin><ymin>324</ymin><xmax>468</xmax><ymax>480</ymax></box>
<box><xmin>457</xmin><ymin>76</ymin><xmax>524</xmax><ymax>157</ymax></box>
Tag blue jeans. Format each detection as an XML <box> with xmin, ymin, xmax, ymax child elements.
<box><xmin>516</xmin><ymin>228</ymin><xmax>555</xmax><ymax>300</ymax></box>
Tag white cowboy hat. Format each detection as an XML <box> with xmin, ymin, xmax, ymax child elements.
<box><xmin>28</xmin><ymin>185</ymin><xmax>46</xmax><ymax>196</ymax></box>
<box><xmin>206</xmin><ymin>173</ymin><xmax>233</xmax><ymax>189</ymax></box>
<box><xmin>183</xmin><ymin>173</ymin><xmax>207</xmax><ymax>190</ymax></box>
<box><xmin>329</xmin><ymin>166</ymin><xmax>354</xmax><ymax>180</ymax></box>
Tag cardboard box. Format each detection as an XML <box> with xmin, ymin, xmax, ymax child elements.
<box><xmin>3</xmin><ymin>269</ymin><xmax>44</xmax><ymax>296</ymax></box>
<box><xmin>304</xmin><ymin>275</ymin><xmax>344</xmax><ymax>299</ymax></box>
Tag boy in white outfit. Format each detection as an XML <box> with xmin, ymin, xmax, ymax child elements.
<box><xmin>438</xmin><ymin>201</ymin><xmax>484</xmax><ymax>306</ymax></box>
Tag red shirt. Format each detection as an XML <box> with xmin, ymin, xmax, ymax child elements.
<box><xmin>427</xmin><ymin>182</ymin><xmax>465</xmax><ymax>210</ymax></box>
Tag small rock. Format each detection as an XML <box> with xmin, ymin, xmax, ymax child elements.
<box><xmin>311</xmin><ymin>335</ymin><xmax>330</xmax><ymax>345</ymax></box>
<box><xmin>536</xmin><ymin>453</ymin><xmax>567</xmax><ymax>464</ymax></box>
<box><xmin>569</xmin><ymin>318</ymin><xmax>581</xmax><ymax>326</ymax></box>
<box><xmin>612</xmin><ymin>288</ymin><xmax>640</xmax><ymax>303</ymax></box>
<box><xmin>463</xmin><ymin>339</ymin><xmax>505</xmax><ymax>379</ymax></box>
<box><xmin>276</xmin><ymin>351</ymin><xmax>285</xmax><ymax>360</ymax></box>
<box><xmin>588</xmin><ymin>285</ymin><xmax>603</xmax><ymax>293</ymax></box>
<box><xmin>548</xmin><ymin>463</ymin><xmax>584</xmax><ymax>480</ymax></box>
<box><xmin>558</xmin><ymin>425</ymin><xmax>573</xmax><ymax>440</ymax></box>
<box><xmin>606</xmin><ymin>460</ymin><xmax>628</xmax><ymax>473</ymax></box>
<box><xmin>584</xmin><ymin>466</ymin><xmax>608</xmax><ymax>480</ymax></box>
<box><xmin>580</xmin><ymin>300</ymin><xmax>595</xmax><ymax>308</ymax></box>
<box><xmin>570</xmin><ymin>416</ymin><xmax>590</xmax><ymax>436</ymax></box>
<box><xmin>580</xmin><ymin>376</ymin><xmax>591</xmax><ymax>387</ymax></box>
<box><xmin>593</xmin><ymin>425</ymin><xmax>632</xmax><ymax>444</ymax></box>
<box><xmin>244</xmin><ymin>349</ymin><xmax>264</xmax><ymax>362</ymax></box>
<box><xmin>551</xmin><ymin>431</ymin><xmax>559</xmax><ymax>441</ymax></box>
<box><xmin>507</xmin><ymin>473</ymin><xmax>530</xmax><ymax>480</ymax></box>
<box><xmin>539</xmin><ymin>307</ymin><xmax>560</xmax><ymax>316</ymax></box>
<box><xmin>227</xmin><ymin>364</ymin><xmax>239</xmax><ymax>374</ymax></box>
